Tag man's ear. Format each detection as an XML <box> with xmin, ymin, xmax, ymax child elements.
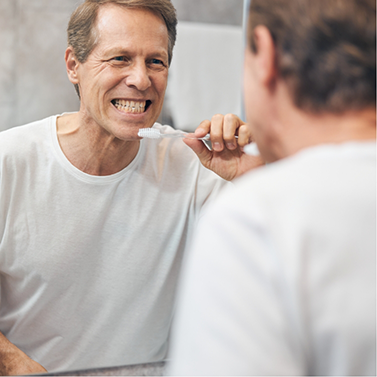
<box><xmin>252</xmin><ymin>25</ymin><xmax>277</xmax><ymax>89</ymax></box>
<box><xmin>65</xmin><ymin>47</ymin><xmax>80</xmax><ymax>85</ymax></box>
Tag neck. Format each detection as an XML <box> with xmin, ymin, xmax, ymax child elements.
<box><xmin>56</xmin><ymin>113</ymin><xmax>140</xmax><ymax>176</ymax></box>
<box><xmin>271</xmin><ymin>85</ymin><xmax>376</xmax><ymax>160</ymax></box>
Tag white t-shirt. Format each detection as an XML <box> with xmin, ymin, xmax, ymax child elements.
<box><xmin>0</xmin><ymin>115</ymin><xmax>228</xmax><ymax>372</ymax></box>
<box><xmin>168</xmin><ymin>141</ymin><xmax>376</xmax><ymax>376</ymax></box>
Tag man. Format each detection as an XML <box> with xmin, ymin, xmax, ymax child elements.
<box><xmin>168</xmin><ymin>0</ymin><xmax>376</xmax><ymax>375</ymax></box>
<box><xmin>0</xmin><ymin>0</ymin><xmax>262</xmax><ymax>374</ymax></box>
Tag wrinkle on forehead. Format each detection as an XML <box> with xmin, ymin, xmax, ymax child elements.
<box><xmin>95</xmin><ymin>4</ymin><xmax>168</xmax><ymax>46</ymax></box>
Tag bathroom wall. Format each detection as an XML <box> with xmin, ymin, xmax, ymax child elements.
<box><xmin>168</xmin><ymin>0</ymin><xmax>244</xmax><ymax>131</ymax></box>
<box><xmin>172</xmin><ymin>0</ymin><xmax>243</xmax><ymax>26</ymax></box>
<box><xmin>0</xmin><ymin>0</ymin><xmax>244</xmax><ymax>132</ymax></box>
<box><xmin>0</xmin><ymin>0</ymin><xmax>80</xmax><ymax>131</ymax></box>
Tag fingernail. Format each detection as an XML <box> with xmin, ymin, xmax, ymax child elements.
<box><xmin>226</xmin><ymin>143</ymin><xmax>235</xmax><ymax>149</ymax></box>
<box><xmin>213</xmin><ymin>142</ymin><xmax>222</xmax><ymax>150</ymax></box>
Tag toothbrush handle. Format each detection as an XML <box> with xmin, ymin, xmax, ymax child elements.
<box><xmin>160</xmin><ymin>132</ymin><xmax>209</xmax><ymax>140</ymax></box>
<box><xmin>160</xmin><ymin>133</ymin><xmax>188</xmax><ymax>138</ymax></box>
<box><xmin>184</xmin><ymin>134</ymin><xmax>238</xmax><ymax>141</ymax></box>
<box><xmin>162</xmin><ymin>132</ymin><xmax>238</xmax><ymax>141</ymax></box>
<box><xmin>184</xmin><ymin>134</ymin><xmax>211</xmax><ymax>141</ymax></box>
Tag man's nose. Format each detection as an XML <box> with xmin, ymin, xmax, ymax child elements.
<box><xmin>125</xmin><ymin>62</ymin><xmax>151</xmax><ymax>91</ymax></box>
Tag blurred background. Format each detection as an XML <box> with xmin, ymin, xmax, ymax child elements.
<box><xmin>0</xmin><ymin>0</ymin><xmax>246</xmax><ymax>132</ymax></box>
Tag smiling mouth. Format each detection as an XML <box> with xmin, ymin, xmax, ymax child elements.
<box><xmin>111</xmin><ymin>99</ymin><xmax>151</xmax><ymax>114</ymax></box>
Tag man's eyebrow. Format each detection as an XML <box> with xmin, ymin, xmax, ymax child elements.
<box><xmin>104</xmin><ymin>47</ymin><xmax>168</xmax><ymax>59</ymax></box>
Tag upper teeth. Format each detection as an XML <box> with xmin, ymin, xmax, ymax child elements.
<box><xmin>114</xmin><ymin>100</ymin><xmax>146</xmax><ymax>113</ymax></box>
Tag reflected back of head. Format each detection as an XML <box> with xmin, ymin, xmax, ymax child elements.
<box><xmin>248</xmin><ymin>0</ymin><xmax>376</xmax><ymax>114</ymax></box>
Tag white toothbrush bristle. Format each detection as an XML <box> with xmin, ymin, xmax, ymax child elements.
<box><xmin>138</xmin><ymin>128</ymin><xmax>161</xmax><ymax>139</ymax></box>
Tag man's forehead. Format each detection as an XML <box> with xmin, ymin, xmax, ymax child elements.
<box><xmin>89</xmin><ymin>4</ymin><xmax>169</xmax><ymax>58</ymax></box>
<box><xmin>96</xmin><ymin>4</ymin><xmax>167</xmax><ymax>35</ymax></box>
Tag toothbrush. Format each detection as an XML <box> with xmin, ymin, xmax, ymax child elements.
<box><xmin>138</xmin><ymin>128</ymin><xmax>240</xmax><ymax>141</ymax></box>
<box><xmin>138</xmin><ymin>128</ymin><xmax>212</xmax><ymax>140</ymax></box>
<box><xmin>138</xmin><ymin>128</ymin><xmax>259</xmax><ymax>155</ymax></box>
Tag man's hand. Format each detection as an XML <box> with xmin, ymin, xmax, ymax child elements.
<box><xmin>183</xmin><ymin>114</ymin><xmax>265</xmax><ymax>181</ymax></box>
<box><xmin>0</xmin><ymin>332</ymin><xmax>47</xmax><ymax>376</ymax></box>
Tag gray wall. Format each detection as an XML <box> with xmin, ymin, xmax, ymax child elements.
<box><xmin>172</xmin><ymin>0</ymin><xmax>243</xmax><ymax>26</ymax></box>
<box><xmin>0</xmin><ymin>0</ymin><xmax>80</xmax><ymax>131</ymax></box>
<box><xmin>0</xmin><ymin>0</ymin><xmax>244</xmax><ymax>132</ymax></box>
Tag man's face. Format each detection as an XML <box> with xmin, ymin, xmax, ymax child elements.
<box><xmin>75</xmin><ymin>4</ymin><xmax>169</xmax><ymax>140</ymax></box>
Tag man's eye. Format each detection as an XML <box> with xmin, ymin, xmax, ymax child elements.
<box><xmin>113</xmin><ymin>57</ymin><xmax>125</xmax><ymax>61</ymax></box>
<box><xmin>151</xmin><ymin>59</ymin><xmax>164</xmax><ymax>65</ymax></box>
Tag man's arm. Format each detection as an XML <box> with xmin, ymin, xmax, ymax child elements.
<box><xmin>183</xmin><ymin>114</ymin><xmax>265</xmax><ymax>181</ymax></box>
<box><xmin>0</xmin><ymin>332</ymin><xmax>47</xmax><ymax>376</ymax></box>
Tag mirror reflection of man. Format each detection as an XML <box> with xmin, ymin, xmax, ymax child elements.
<box><xmin>168</xmin><ymin>0</ymin><xmax>376</xmax><ymax>375</ymax></box>
<box><xmin>0</xmin><ymin>0</ymin><xmax>263</xmax><ymax>375</ymax></box>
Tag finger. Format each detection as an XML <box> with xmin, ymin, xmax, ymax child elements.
<box><xmin>194</xmin><ymin>119</ymin><xmax>211</xmax><ymax>139</ymax></box>
<box><xmin>238</xmin><ymin>124</ymin><xmax>253</xmax><ymax>147</ymax></box>
<box><xmin>223</xmin><ymin>113</ymin><xmax>244</xmax><ymax>150</ymax></box>
<box><xmin>209</xmin><ymin>114</ymin><xmax>225</xmax><ymax>152</ymax></box>
<box><xmin>183</xmin><ymin>138</ymin><xmax>212</xmax><ymax>168</ymax></box>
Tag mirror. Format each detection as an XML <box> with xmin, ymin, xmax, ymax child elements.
<box><xmin>0</xmin><ymin>0</ymin><xmax>245</xmax><ymax>374</ymax></box>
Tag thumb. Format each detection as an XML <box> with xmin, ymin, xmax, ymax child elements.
<box><xmin>183</xmin><ymin>138</ymin><xmax>212</xmax><ymax>168</ymax></box>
